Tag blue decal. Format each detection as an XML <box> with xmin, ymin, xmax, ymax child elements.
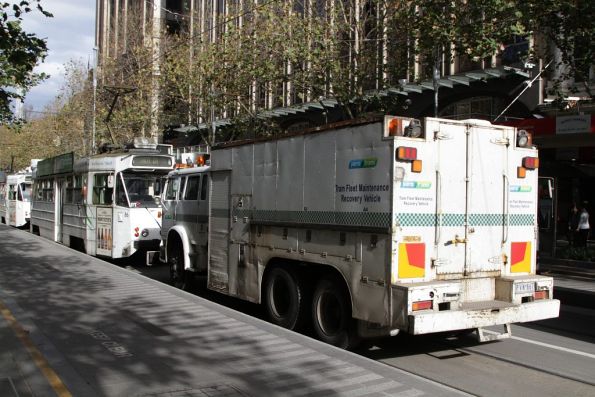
<box><xmin>349</xmin><ymin>158</ymin><xmax>378</xmax><ymax>169</ymax></box>
<box><xmin>510</xmin><ymin>185</ymin><xmax>532</xmax><ymax>192</ymax></box>
<box><xmin>401</xmin><ymin>181</ymin><xmax>432</xmax><ymax>189</ymax></box>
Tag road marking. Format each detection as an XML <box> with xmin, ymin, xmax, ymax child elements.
<box><xmin>482</xmin><ymin>329</ymin><xmax>595</xmax><ymax>359</ymax></box>
<box><xmin>0</xmin><ymin>300</ymin><xmax>73</xmax><ymax>397</ymax></box>
<box><xmin>511</xmin><ymin>336</ymin><xmax>595</xmax><ymax>359</ymax></box>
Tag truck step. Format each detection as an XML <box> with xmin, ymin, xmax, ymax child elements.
<box><xmin>476</xmin><ymin>323</ymin><xmax>511</xmax><ymax>342</ymax></box>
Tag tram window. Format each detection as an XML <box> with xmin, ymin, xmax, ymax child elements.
<box><xmin>200</xmin><ymin>174</ymin><xmax>207</xmax><ymax>201</ymax></box>
<box><xmin>116</xmin><ymin>175</ymin><xmax>129</xmax><ymax>207</ymax></box>
<box><xmin>165</xmin><ymin>177</ymin><xmax>181</xmax><ymax>200</ymax></box>
<box><xmin>42</xmin><ymin>180</ymin><xmax>54</xmax><ymax>202</ymax></box>
<box><xmin>18</xmin><ymin>183</ymin><xmax>31</xmax><ymax>202</ymax></box>
<box><xmin>93</xmin><ymin>174</ymin><xmax>114</xmax><ymax>205</ymax></box>
<box><xmin>73</xmin><ymin>175</ymin><xmax>84</xmax><ymax>204</ymax></box>
<box><xmin>65</xmin><ymin>177</ymin><xmax>74</xmax><ymax>203</ymax></box>
<box><xmin>120</xmin><ymin>172</ymin><xmax>161</xmax><ymax>208</ymax></box>
<box><xmin>8</xmin><ymin>185</ymin><xmax>16</xmax><ymax>200</ymax></box>
<box><xmin>34</xmin><ymin>181</ymin><xmax>42</xmax><ymax>201</ymax></box>
<box><xmin>184</xmin><ymin>176</ymin><xmax>200</xmax><ymax>201</ymax></box>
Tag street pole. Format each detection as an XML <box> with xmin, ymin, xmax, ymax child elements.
<box><xmin>92</xmin><ymin>46</ymin><xmax>98</xmax><ymax>155</ymax></box>
<box><xmin>433</xmin><ymin>48</ymin><xmax>440</xmax><ymax>118</ymax></box>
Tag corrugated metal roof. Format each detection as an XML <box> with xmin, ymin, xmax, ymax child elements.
<box><xmin>172</xmin><ymin>66</ymin><xmax>529</xmax><ymax>133</ymax></box>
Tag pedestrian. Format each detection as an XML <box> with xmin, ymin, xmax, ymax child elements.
<box><xmin>568</xmin><ymin>203</ymin><xmax>580</xmax><ymax>247</ymax></box>
<box><xmin>576</xmin><ymin>202</ymin><xmax>590</xmax><ymax>248</ymax></box>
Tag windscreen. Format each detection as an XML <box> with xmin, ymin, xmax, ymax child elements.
<box><xmin>18</xmin><ymin>182</ymin><xmax>31</xmax><ymax>202</ymax></box>
<box><xmin>117</xmin><ymin>172</ymin><xmax>162</xmax><ymax>208</ymax></box>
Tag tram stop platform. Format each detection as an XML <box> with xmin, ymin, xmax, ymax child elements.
<box><xmin>0</xmin><ymin>225</ymin><xmax>466</xmax><ymax>397</ymax></box>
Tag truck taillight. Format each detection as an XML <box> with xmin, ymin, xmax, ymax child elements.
<box><xmin>412</xmin><ymin>300</ymin><xmax>432</xmax><ymax>311</ymax></box>
<box><xmin>533</xmin><ymin>290</ymin><xmax>548</xmax><ymax>300</ymax></box>
<box><xmin>522</xmin><ymin>157</ymin><xmax>539</xmax><ymax>169</ymax></box>
<box><xmin>396</xmin><ymin>146</ymin><xmax>417</xmax><ymax>161</ymax></box>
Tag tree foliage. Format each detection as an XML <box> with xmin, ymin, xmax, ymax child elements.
<box><xmin>3</xmin><ymin>0</ymin><xmax>591</xmax><ymax>159</ymax></box>
<box><xmin>0</xmin><ymin>60</ymin><xmax>89</xmax><ymax>170</ymax></box>
<box><xmin>0</xmin><ymin>0</ymin><xmax>52</xmax><ymax>124</ymax></box>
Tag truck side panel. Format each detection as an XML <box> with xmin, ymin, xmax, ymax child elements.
<box><xmin>210</xmin><ymin>122</ymin><xmax>394</xmax><ymax>325</ymax></box>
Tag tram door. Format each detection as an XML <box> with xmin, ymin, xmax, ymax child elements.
<box><xmin>55</xmin><ymin>178</ymin><xmax>65</xmax><ymax>242</ymax></box>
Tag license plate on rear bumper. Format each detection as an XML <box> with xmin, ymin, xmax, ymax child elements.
<box><xmin>515</xmin><ymin>282</ymin><xmax>535</xmax><ymax>294</ymax></box>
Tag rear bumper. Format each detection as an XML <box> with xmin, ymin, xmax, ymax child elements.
<box><xmin>408</xmin><ymin>299</ymin><xmax>560</xmax><ymax>335</ymax></box>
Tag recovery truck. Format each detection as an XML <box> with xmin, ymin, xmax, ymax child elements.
<box><xmin>161</xmin><ymin>116</ymin><xmax>560</xmax><ymax>348</ymax></box>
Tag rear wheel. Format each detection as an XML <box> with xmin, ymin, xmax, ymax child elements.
<box><xmin>168</xmin><ymin>242</ymin><xmax>188</xmax><ymax>290</ymax></box>
<box><xmin>312</xmin><ymin>277</ymin><xmax>358</xmax><ymax>349</ymax></box>
<box><xmin>264</xmin><ymin>267</ymin><xmax>306</xmax><ymax>330</ymax></box>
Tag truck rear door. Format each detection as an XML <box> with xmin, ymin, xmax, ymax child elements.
<box><xmin>433</xmin><ymin>120</ymin><xmax>507</xmax><ymax>276</ymax></box>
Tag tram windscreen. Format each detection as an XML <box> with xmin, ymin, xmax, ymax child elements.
<box><xmin>118</xmin><ymin>172</ymin><xmax>162</xmax><ymax>208</ymax></box>
<box><xmin>18</xmin><ymin>182</ymin><xmax>31</xmax><ymax>202</ymax></box>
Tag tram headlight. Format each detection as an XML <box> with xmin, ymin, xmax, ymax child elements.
<box><xmin>141</xmin><ymin>229</ymin><xmax>149</xmax><ymax>238</ymax></box>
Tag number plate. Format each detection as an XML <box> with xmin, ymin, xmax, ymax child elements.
<box><xmin>515</xmin><ymin>282</ymin><xmax>535</xmax><ymax>295</ymax></box>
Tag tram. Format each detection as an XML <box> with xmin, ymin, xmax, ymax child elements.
<box><xmin>31</xmin><ymin>139</ymin><xmax>174</xmax><ymax>259</ymax></box>
<box><xmin>0</xmin><ymin>162</ymin><xmax>36</xmax><ymax>228</ymax></box>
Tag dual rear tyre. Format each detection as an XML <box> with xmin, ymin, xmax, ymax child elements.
<box><xmin>312</xmin><ymin>277</ymin><xmax>358</xmax><ymax>349</ymax></box>
<box><xmin>264</xmin><ymin>267</ymin><xmax>307</xmax><ymax>330</ymax></box>
<box><xmin>263</xmin><ymin>267</ymin><xmax>357</xmax><ymax>349</ymax></box>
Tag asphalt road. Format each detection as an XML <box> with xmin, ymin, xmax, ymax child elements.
<box><xmin>126</xmin><ymin>260</ymin><xmax>595</xmax><ymax>397</ymax></box>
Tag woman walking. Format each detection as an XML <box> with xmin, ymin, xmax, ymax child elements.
<box><xmin>577</xmin><ymin>202</ymin><xmax>590</xmax><ymax>249</ymax></box>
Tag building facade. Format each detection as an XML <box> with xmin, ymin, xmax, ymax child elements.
<box><xmin>95</xmin><ymin>0</ymin><xmax>554</xmax><ymax>134</ymax></box>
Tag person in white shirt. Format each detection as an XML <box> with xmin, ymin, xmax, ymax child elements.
<box><xmin>576</xmin><ymin>202</ymin><xmax>590</xmax><ymax>248</ymax></box>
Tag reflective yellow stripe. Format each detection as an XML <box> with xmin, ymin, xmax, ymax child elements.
<box><xmin>0</xmin><ymin>300</ymin><xmax>72</xmax><ymax>397</ymax></box>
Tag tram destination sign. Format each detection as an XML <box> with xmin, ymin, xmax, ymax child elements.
<box><xmin>132</xmin><ymin>155</ymin><xmax>172</xmax><ymax>167</ymax></box>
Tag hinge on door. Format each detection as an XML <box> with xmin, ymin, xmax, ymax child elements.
<box><xmin>434</xmin><ymin>131</ymin><xmax>453</xmax><ymax>140</ymax></box>
<box><xmin>432</xmin><ymin>258</ymin><xmax>451</xmax><ymax>267</ymax></box>
<box><xmin>491</xmin><ymin>138</ymin><xmax>510</xmax><ymax>146</ymax></box>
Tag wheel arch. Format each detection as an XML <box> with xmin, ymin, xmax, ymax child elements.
<box><xmin>166</xmin><ymin>226</ymin><xmax>192</xmax><ymax>270</ymax></box>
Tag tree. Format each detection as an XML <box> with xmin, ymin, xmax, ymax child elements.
<box><xmin>0</xmin><ymin>0</ymin><xmax>52</xmax><ymax>124</ymax></box>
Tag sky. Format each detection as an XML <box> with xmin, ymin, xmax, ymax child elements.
<box><xmin>21</xmin><ymin>0</ymin><xmax>96</xmax><ymax>113</ymax></box>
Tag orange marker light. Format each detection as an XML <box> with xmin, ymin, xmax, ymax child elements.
<box><xmin>388</xmin><ymin>118</ymin><xmax>402</xmax><ymax>136</ymax></box>
<box><xmin>517</xmin><ymin>166</ymin><xmax>526</xmax><ymax>178</ymax></box>
<box><xmin>412</xmin><ymin>159</ymin><xmax>422</xmax><ymax>173</ymax></box>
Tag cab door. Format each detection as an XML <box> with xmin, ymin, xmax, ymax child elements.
<box><xmin>161</xmin><ymin>174</ymin><xmax>182</xmax><ymax>240</ymax></box>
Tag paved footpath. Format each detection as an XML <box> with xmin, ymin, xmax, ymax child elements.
<box><xmin>0</xmin><ymin>225</ymin><xmax>468</xmax><ymax>397</ymax></box>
